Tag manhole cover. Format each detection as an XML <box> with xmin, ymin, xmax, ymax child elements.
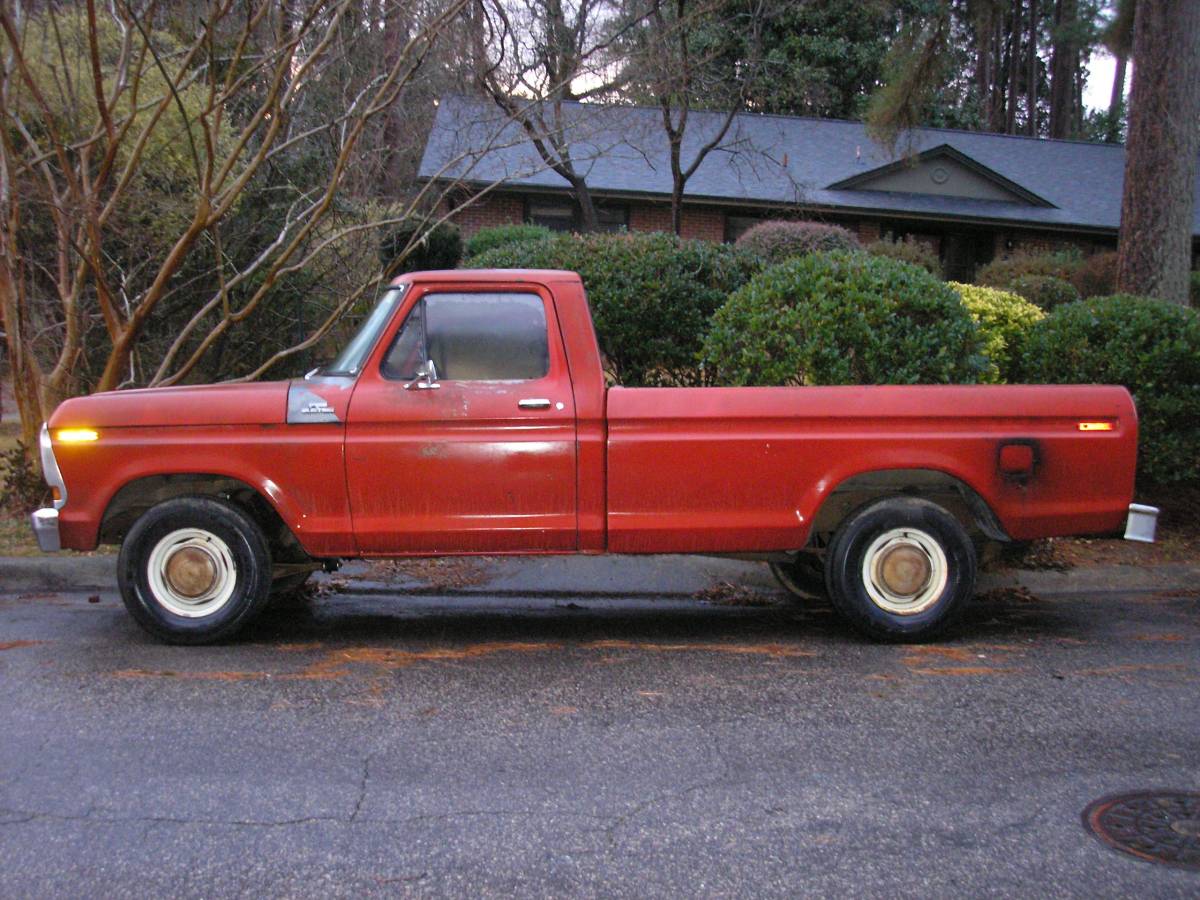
<box><xmin>1083</xmin><ymin>791</ymin><xmax>1200</xmax><ymax>869</ymax></box>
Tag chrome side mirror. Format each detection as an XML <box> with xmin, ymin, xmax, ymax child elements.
<box><xmin>404</xmin><ymin>359</ymin><xmax>440</xmax><ymax>391</ymax></box>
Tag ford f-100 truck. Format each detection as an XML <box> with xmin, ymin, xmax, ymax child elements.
<box><xmin>31</xmin><ymin>269</ymin><xmax>1157</xmax><ymax>644</ymax></box>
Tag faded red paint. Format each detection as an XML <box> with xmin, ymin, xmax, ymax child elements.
<box><xmin>48</xmin><ymin>269</ymin><xmax>1139</xmax><ymax>558</ymax></box>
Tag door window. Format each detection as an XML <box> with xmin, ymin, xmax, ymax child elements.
<box><xmin>382</xmin><ymin>292</ymin><xmax>550</xmax><ymax>381</ymax></box>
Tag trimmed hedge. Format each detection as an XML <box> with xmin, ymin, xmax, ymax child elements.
<box><xmin>734</xmin><ymin>220</ymin><xmax>860</xmax><ymax>262</ymax></box>
<box><xmin>465</xmin><ymin>232</ymin><xmax>761</xmax><ymax>385</ymax></box>
<box><xmin>976</xmin><ymin>250</ymin><xmax>1079</xmax><ymax>289</ymax></box>
<box><xmin>1009</xmin><ymin>274</ymin><xmax>1080</xmax><ymax>310</ymax></box>
<box><xmin>378</xmin><ymin>220</ymin><xmax>462</xmax><ymax>274</ymax></box>
<box><xmin>464</xmin><ymin>223</ymin><xmax>553</xmax><ymax>259</ymax></box>
<box><xmin>865</xmin><ymin>236</ymin><xmax>942</xmax><ymax>276</ymax></box>
<box><xmin>949</xmin><ymin>283</ymin><xmax>1043</xmax><ymax>383</ymax></box>
<box><xmin>1015</xmin><ymin>295</ymin><xmax>1200</xmax><ymax>484</ymax></box>
<box><xmin>702</xmin><ymin>253</ymin><xmax>986</xmax><ymax>386</ymax></box>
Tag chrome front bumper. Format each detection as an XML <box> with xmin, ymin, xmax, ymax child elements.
<box><xmin>1124</xmin><ymin>503</ymin><xmax>1159</xmax><ymax>543</ymax></box>
<box><xmin>30</xmin><ymin>507</ymin><xmax>61</xmax><ymax>552</ymax></box>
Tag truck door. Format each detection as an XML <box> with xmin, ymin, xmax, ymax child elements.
<box><xmin>344</xmin><ymin>285</ymin><xmax>578</xmax><ymax>554</ymax></box>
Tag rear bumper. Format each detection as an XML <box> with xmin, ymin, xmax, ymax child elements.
<box><xmin>1124</xmin><ymin>503</ymin><xmax>1159</xmax><ymax>543</ymax></box>
<box><xmin>30</xmin><ymin>508</ymin><xmax>61</xmax><ymax>552</ymax></box>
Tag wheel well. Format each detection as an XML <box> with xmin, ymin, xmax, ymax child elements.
<box><xmin>806</xmin><ymin>469</ymin><xmax>1008</xmax><ymax>549</ymax></box>
<box><xmin>99</xmin><ymin>474</ymin><xmax>309</xmax><ymax>561</ymax></box>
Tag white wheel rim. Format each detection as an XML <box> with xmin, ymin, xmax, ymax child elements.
<box><xmin>861</xmin><ymin>527</ymin><xmax>948</xmax><ymax>616</ymax></box>
<box><xmin>146</xmin><ymin>528</ymin><xmax>238</xmax><ymax>618</ymax></box>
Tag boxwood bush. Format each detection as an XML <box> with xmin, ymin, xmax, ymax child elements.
<box><xmin>1009</xmin><ymin>274</ymin><xmax>1080</xmax><ymax>310</ymax></box>
<box><xmin>734</xmin><ymin>220</ymin><xmax>860</xmax><ymax>262</ymax></box>
<box><xmin>1015</xmin><ymin>295</ymin><xmax>1200</xmax><ymax>484</ymax></box>
<box><xmin>378</xmin><ymin>220</ymin><xmax>462</xmax><ymax>274</ymax></box>
<box><xmin>464</xmin><ymin>223</ymin><xmax>553</xmax><ymax>259</ymax></box>
<box><xmin>949</xmin><ymin>283</ymin><xmax>1043</xmax><ymax>383</ymax></box>
<box><xmin>976</xmin><ymin>250</ymin><xmax>1079</xmax><ymax>289</ymax></box>
<box><xmin>466</xmin><ymin>232</ymin><xmax>761</xmax><ymax>385</ymax></box>
<box><xmin>702</xmin><ymin>253</ymin><xmax>986</xmax><ymax>386</ymax></box>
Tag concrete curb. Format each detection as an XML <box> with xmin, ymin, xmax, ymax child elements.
<box><xmin>0</xmin><ymin>553</ymin><xmax>1196</xmax><ymax>599</ymax></box>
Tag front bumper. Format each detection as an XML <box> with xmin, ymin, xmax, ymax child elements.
<box><xmin>1124</xmin><ymin>503</ymin><xmax>1159</xmax><ymax>543</ymax></box>
<box><xmin>30</xmin><ymin>508</ymin><xmax>61</xmax><ymax>552</ymax></box>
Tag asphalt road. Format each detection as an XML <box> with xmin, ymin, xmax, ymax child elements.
<box><xmin>0</xmin><ymin>557</ymin><xmax>1197</xmax><ymax>897</ymax></box>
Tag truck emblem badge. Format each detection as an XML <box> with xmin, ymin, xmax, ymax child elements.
<box><xmin>287</xmin><ymin>385</ymin><xmax>340</xmax><ymax>424</ymax></box>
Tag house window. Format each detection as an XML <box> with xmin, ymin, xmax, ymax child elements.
<box><xmin>525</xmin><ymin>198</ymin><xmax>627</xmax><ymax>233</ymax></box>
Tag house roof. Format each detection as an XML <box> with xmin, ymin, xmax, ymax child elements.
<box><xmin>418</xmin><ymin>94</ymin><xmax>1200</xmax><ymax>236</ymax></box>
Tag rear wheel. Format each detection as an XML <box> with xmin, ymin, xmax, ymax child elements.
<box><xmin>118</xmin><ymin>497</ymin><xmax>273</xmax><ymax>644</ymax></box>
<box><xmin>825</xmin><ymin>497</ymin><xmax>976</xmax><ymax>642</ymax></box>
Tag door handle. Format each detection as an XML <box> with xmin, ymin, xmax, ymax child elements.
<box><xmin>518</xmin><ymin>398</ymin><xmax>552</xmax><ymax>410</ymax></box>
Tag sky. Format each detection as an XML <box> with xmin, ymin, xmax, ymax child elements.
<box><xmin>1085</xmin><ymin>50</ymin><xmax>1125</xmax><ymax>113</ymax></box>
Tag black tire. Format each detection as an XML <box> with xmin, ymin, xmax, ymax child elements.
<box><xmin>769</xmin><ymin>554</ymin><xmax>828</xmax><ymax>602</ymax></box>
<box><xmin>117</xmin><ymin>497</ymin><xmax>273</xmax><ymax>645</ymax></box>
<box><xmin>825</xmin><ymin>497</ymin><xmax>976</xmax><ymax>642</ymax></box>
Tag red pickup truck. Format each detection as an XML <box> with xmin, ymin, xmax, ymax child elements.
<box><xmin>32</xmin><ymin>269</ymin><xmax>1155</xmax><ymax>644</ymax></box>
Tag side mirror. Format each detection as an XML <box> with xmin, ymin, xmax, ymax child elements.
<box><xmin>404</xmin><ymin>358</ymin><xmax>440</xmax><ymax>391</ymax></box>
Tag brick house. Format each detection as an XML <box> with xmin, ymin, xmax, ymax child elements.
<box><xmin>418</xmin><ymin>94</ymin><xmax>1200</xmax><ymax>281</ymax></box>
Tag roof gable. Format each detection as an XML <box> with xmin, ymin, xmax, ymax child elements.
<box><xmin>827</xmin><ymin>145</ymin><xmax>1055</xmax><ymax>207</ymax></box>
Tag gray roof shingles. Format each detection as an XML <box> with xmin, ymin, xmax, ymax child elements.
<box><xmin>418</xmin><ymin>94</ymin><xmax>1200</xmax><ymax>235</ymax></box>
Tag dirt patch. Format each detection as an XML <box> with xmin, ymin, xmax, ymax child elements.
<box><xmin>1132</xmin><ymin>633</ymin><xmax>1188</xmax><ymax>643</ymax></box>
<box><xmin>109</xmin><ymin>637</ymin><xmax>819</xmax><ymax>684</ymax></box>
<box><xmin>1072</xmin><ymin>663</ymin><xmax>1191</xmax><ymax>677</ymax></box>
<box><xmin>900</xmin><ymin>642</ymin><xmax>1022</xmax><ymax>677</ymax></box>
<box><xmin>582</xmin><ymin>639</ymin><xmax>815</xmax><ymax>658</ymax></box>
<box><xmin>694</xmin><ymin>581</ymin><xmax>780</xmax><ymax>607</ymax></box>
<box><xmin>364</xmin><ymin>557</ymin><xmax>494</xmax><ymax>590</ymax></box>
<box><xmin>0</xmin><ymin>639</ymin><xmax>43</xmax><ymax>651</ymax></box>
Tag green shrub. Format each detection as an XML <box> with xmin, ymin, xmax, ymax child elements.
<box><xmin>1189</xmin><ymin>270</ymin><xmax>1199</xmax><ymax>307</ymax></box>
<box><xmin>1070</xmin><ymin>251</ymin><xmax>1119</xmax><ymax>299</ymax></box>
<box><xmin>466</xmin><ymin>232</ymin><xmax>760</xmax><ymax>385</ymax></box>
<box><xmin>464</xmin><ymin>223</ymin><xmax>553</xmax><ymax>259</ymax></box>
<box><xmin>378</xmin><ymin>220</ymin><xmax>462</xmax><ymax>274</ymax></box>
<box><xmin>1015</xmin><ymin>295</ymin><xmax>1200</xmax><ymax>484</ymax></box>
<box><xmin>734</xmin><ymin>219</ymin><xmax>860</xmax><ymax>262</ymax></box>
<box><xmin>975</xmin><ymin>250</ymin><xmax>1080</xmax><ymax>289</ymax></box>
<box><xmin>949</xmin><ymin>283</ymin><xmax>1044</xmax><ymax>383</ymax></box>
<box><xmin>865</xmin><ymin>236</ymin><xmax>942</xmax><ymax>276</ymax></box>
<box><xmin>1009</xmin><ymin>274</ymin><xmax>1080</xmax><ymax>310</ymax></box>
<box><xmin>702</xmin><ymin>253</ymin><xmax>986</xmax><ymax>386</ymax></box>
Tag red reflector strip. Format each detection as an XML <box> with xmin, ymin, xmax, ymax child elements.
<box><xmin>1078</xmin><ymin>422</ymin><xmax>1114</xmax><ymax>431</ymax></box>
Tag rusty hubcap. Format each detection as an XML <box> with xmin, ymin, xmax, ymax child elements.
<box><xmin>164</xmin><ymin>546</ymin><xmax>218</xmax><ymax>598</ymax></box>
<box><xmin>877</xmin><ymin>544</ymin><xmax>932</xmax><ymax>597</ymax></box>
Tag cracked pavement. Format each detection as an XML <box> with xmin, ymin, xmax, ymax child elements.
<box><xmin>0</xmin><ymin>555</ymin><xmax>1197</xmax><ymax>896</ymax></box>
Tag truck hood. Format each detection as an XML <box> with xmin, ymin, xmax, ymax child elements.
<box><xmin>49</xmin><ymin>381</ymin><xmax>290</xmax><ymax>429</ymax></box>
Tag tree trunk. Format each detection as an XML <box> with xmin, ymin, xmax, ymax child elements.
<box><xmin>573</xmin><ymin>179</ymin><xmax>600</xmax><ymax>232</ymax></box>
<box><xmin>1116</xmin><ymin>0</ymin><xmax>1200</xmax><ymax>304</ymax></box>
<box><xmin>1005</xmin><ymin>0</ymin><xmax>1022</xmax><ymax>134</ymax></box>
<box><xmin>1048</xmin><ymin>0</ymin><xmax>1078</xmax><ymax>138</ymax></box>
<box><xmin>1026</xmin><ymin>0</ymin><xmax>1038</xmax><ymax>134</ymax></box>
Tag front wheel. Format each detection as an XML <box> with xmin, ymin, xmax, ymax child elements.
<box><xmin>769</xmin><ymin>554</ymin><xmax>828</xmax><ymax>602</ymax></box>
<box><xmin>118</xmin><ymin>497</ymin><xmax>273</xmax><ymax>644</ymax></box>
<box><xmin>825</xmin><ymin>497</ymin><xmax>976</xmax><ymax>642</ymax></box>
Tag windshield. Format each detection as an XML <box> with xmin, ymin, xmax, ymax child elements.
<box><xmin>323</xmin><ymin>285</ymin><xmax>407</xmax><ymax>376</ymax></box>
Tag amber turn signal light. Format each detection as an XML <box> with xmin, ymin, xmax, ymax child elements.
<box><xmin>55</xmin><ymin>428</ymin><xmax>99</xmax><ymax>443</ymax></box>
<box><xmin>1077</xmin><ymin>422</ymin><xmax>1114</xmax><ymax>432</ymax></box>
